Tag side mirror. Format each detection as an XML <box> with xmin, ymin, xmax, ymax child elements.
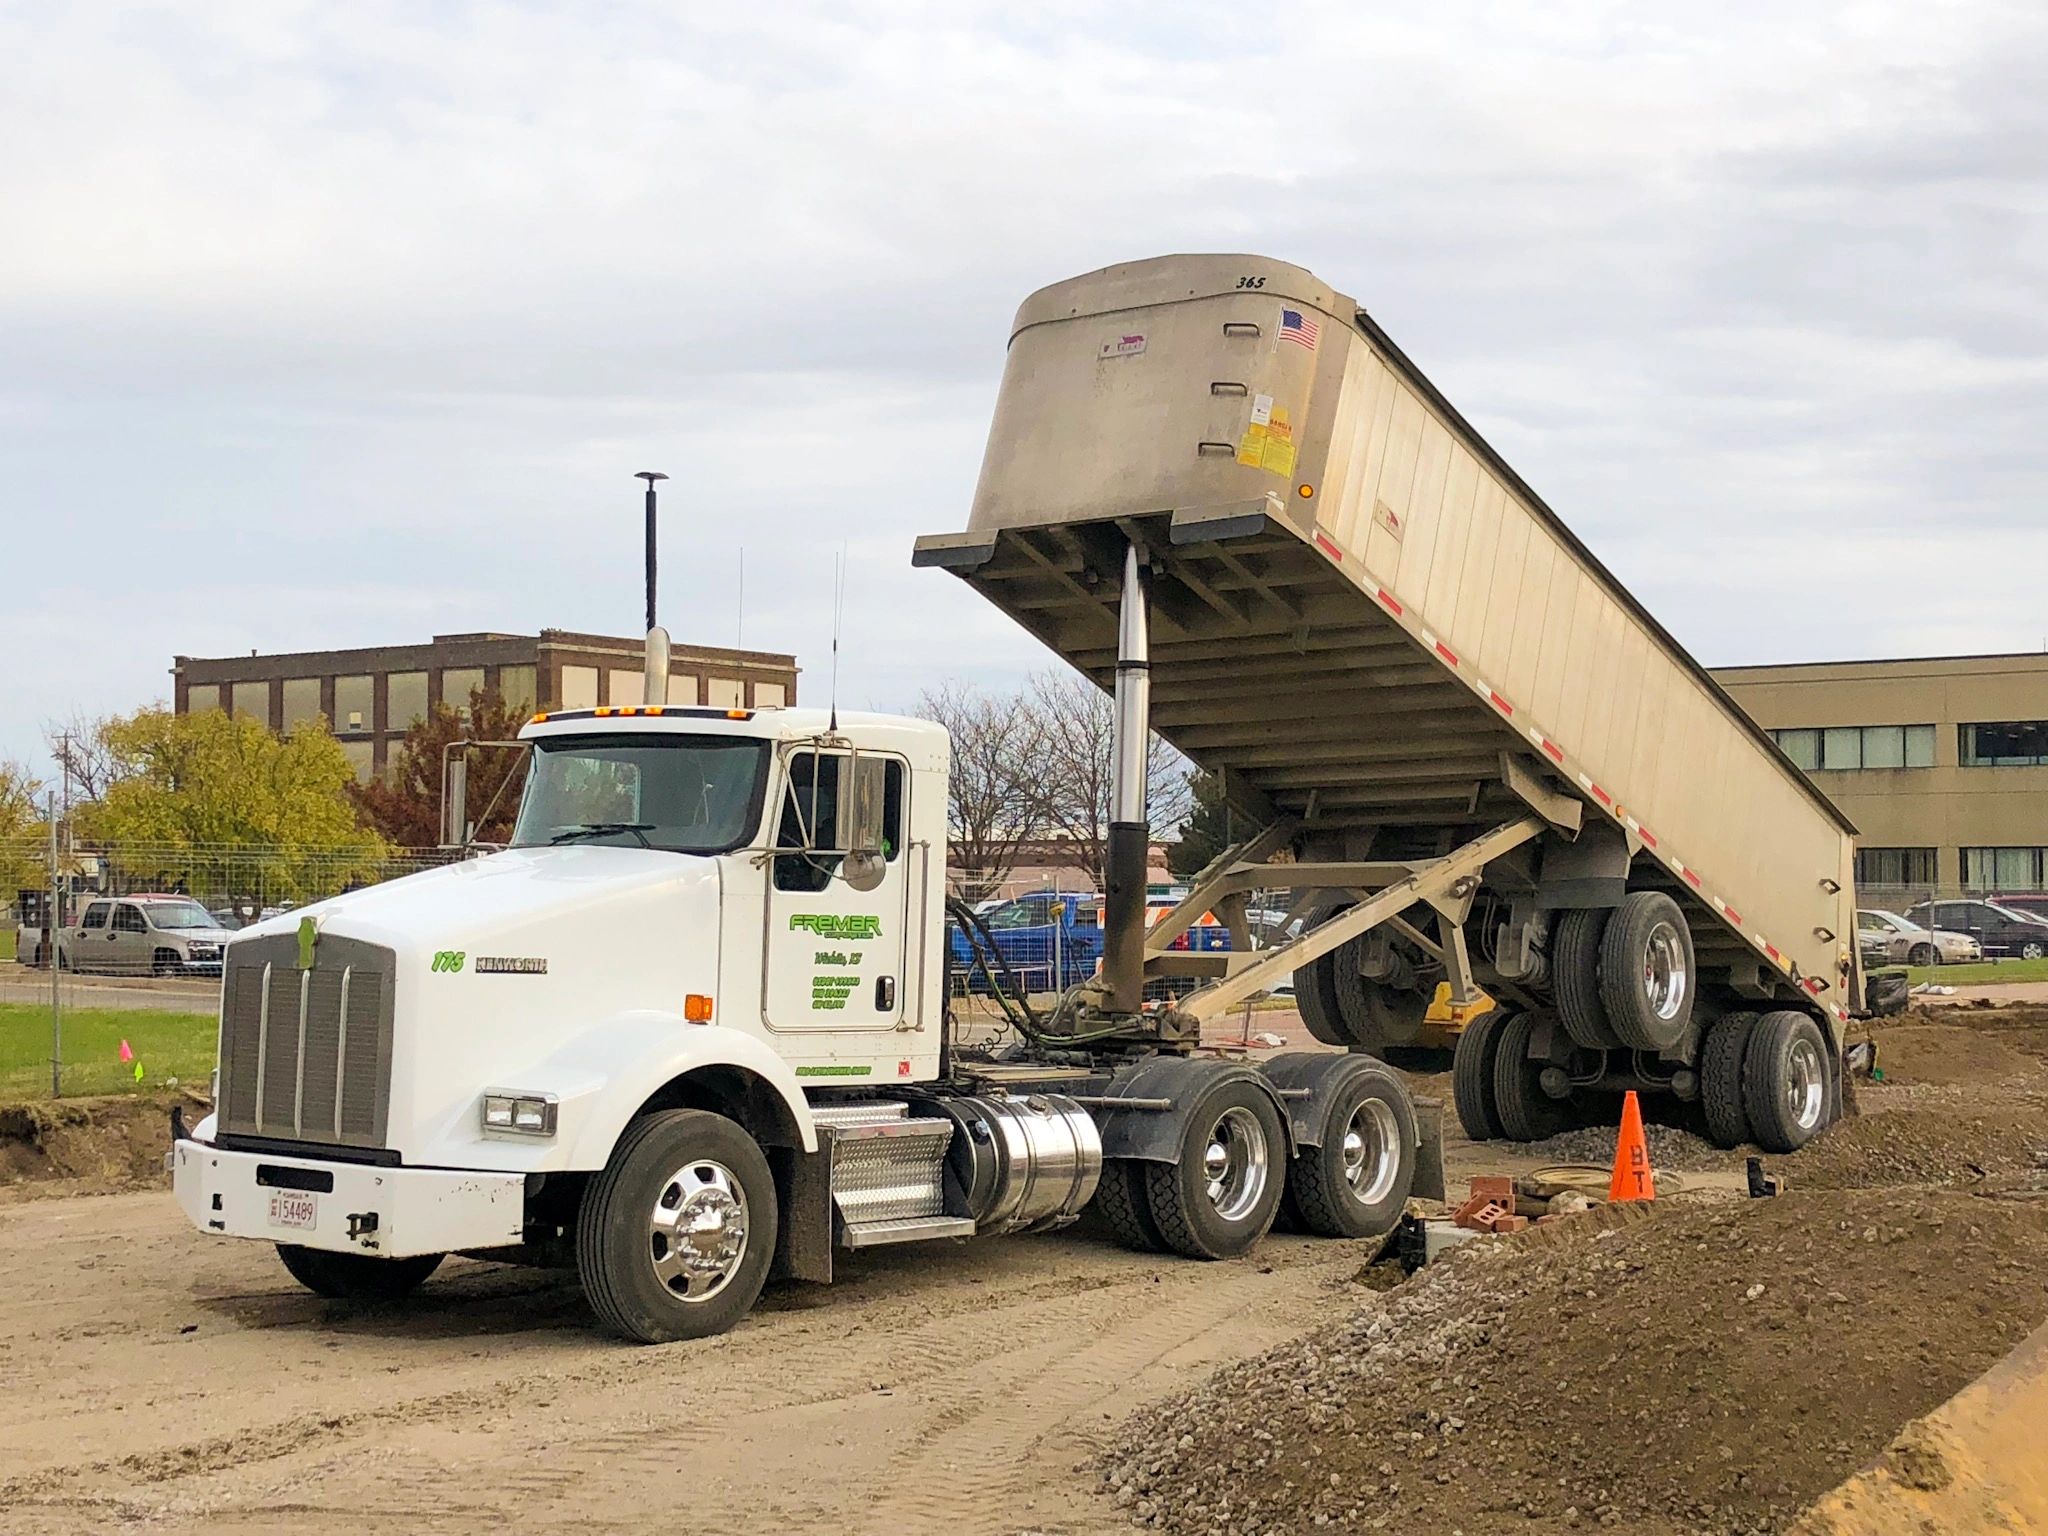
<box><xmin>841</xmin><ymin>755</ymin><xmax>888</xmax><ymax>893</ymax></box>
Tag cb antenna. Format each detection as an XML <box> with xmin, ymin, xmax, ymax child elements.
<box><xmin>828</xmin><ymin>542</ymin><xmax>847</xmax><ymax>732</ymax></box>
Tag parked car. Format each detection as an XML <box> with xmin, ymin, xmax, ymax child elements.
<box><xmin>1856</xmin><ymin>908</ymin><xmax>1980</xmax><ymax>967</ymax></box>
<box><xmin>1903</xmin><ymin>898</ymin><xmax>2048</xmax><ymax>960</ymax></box>
<box><xmin>57</xmin><ymin>895</ymin><xmax>235</xmax><ymax>976</ymax></box>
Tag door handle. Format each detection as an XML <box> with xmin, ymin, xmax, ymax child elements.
<box><xmin>875</xmin><ymin>976</ymin><xmax>896</xmax><ymax>1010</ymax></box>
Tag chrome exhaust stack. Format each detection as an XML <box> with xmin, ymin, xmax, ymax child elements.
<box><xmin>1101</xmin><ymin>543</ymin><xmax>1151</xmax><ymax>1015</ymax></box>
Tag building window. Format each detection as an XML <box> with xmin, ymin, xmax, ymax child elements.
<box><xmin>1961</xmin><ymin>846</ymin><xmax>2048</xmax><ymax>890</ymax></box>
<box><xmin>387</xmin><ymin>671</ymin><xmax>429</xmax><ymax>730</ymax></box>
<box><xmin>559</xmin><ymin>665</ymin><xmax>598</xmax><ymax>710</ymax></box>
<box><xmin>340</xmin><ymin>739</ymin><xmax>376</xmax><ymax>781</ymax></box>
<box><xmin>707</xmin><ymin>677</ymin><xmax>744</xmax><ymax>709</ymax></box>
<box><xmin>282</xmin><ymin>677</ymin><xmax>323</xmax><ymax>733</ymax></box>
<box><xmin>441</xmin><ymin>667</ymin><xmax>485</xmax><ymax>718</ymax></box>
<box><xmin>668</xmin><ymin>671</ymin><xmax>702</xmax><ymax>706</ymax></box>
<box><xmin>607</xmin><ymin>668</ymin><xmax>642</xmax><ymax>707</ymax></box>
<box><xmin>187</xmin><ymin>683</ymin><xmax>221</xmax><ymax>714</ymax></box>
<box><xmin>1855</xmin><ymin>847</ymin><xmax>1937</xmax><ymax>887</ymax></box>
<box><xmin>754</xmin><ymin>682</ymin><xmax>786</xmax><ymax>707</ymax></box>
<box><xmin>1773</xmin><ymin>724</ymin><xmax>1933</xmax><ymax>771</ymax></box>
<box><xmin>498</xmin><ymin>664</ymin><xmax>536</xmax><ymax>713</ymax></box>
<box><xmin>230</xmin><ymin>680</ymin><xmax>270</xmax><ymax>723</ymax></box>
<box><xmin>1959</xmin><ymin>721</ymin><xmax>2048</xmax><ymax>767</ymax></box>
<box><xmin>335</xmin><ymin>674</ymin><xmax>373</xmax><ymax>734</ymax></box>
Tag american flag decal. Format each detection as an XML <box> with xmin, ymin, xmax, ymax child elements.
<box><xmin>1280</xmin><ymin>309</ymin><xmax>1319</xmax><ymax>349</ymax></box>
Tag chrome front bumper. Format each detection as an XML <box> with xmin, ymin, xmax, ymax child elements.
<box><xmin>171</xmin><ymin>1137</ymin><xmax>525</xmax><ymax>1259</ymax></box>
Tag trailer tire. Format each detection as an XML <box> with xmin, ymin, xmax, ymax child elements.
<box><xmin>576</xmin><ymin>1108</ymin><xmax>777</xmax><ymax>1344</ymax></box>
<box><xmin>1092</xmin><ymin>1159</ymin><xmax>1165</xmax><ymax>1252</ymax></box>
<box><xmin>276</xmin><ymin>1244</ymin><xmax>442</xmax><ymax>1300</ymax></box>
<box><xmin>1288</xmin><ymin>1070</ymin><xmax>1417</xmax><ymax>1238</ymax></box>
<box><xmin>1331</xmin><ymin>944</ymin><xmax>1429</xmax><ymax>1052</ymax></box>
<box><xmin>1598</xmin><ymin>891</ymin><xmax>1695</xmax><ymax>1052</ymax></box>
<box><xmin>1293</xmin><ymin>949</ymin><xmax>1348</xmax><ymax>1048</ymax></box>
<box><xmin>1451</xmin><ymin>1007</ymin><xmax>1513</xmax><ymax>1141</ymax></box>
<box><xmin>1742</xmin><ymin>1010</ymin><xmax>1832</xmax><ymax>1153</ymax></box>
<box><xmin>1142</xmin><ymin>1081</ymin><xmax>1286</xmax><ymax>1259</ymax></box>
<box><xmin>1699</xmin><ymin>1011</ymin><xmax>1758</xmax><ymax>1149</ymax></box>
<box><xmin>1491</xmin><ymin>1009</ymin><xmax>1574</xmax><ymax>1142</ymax></box>
<box><xmin>1553</xmin><ymin>907</ymin><xmax>1621</xmax><ymax>1049</ymax></box>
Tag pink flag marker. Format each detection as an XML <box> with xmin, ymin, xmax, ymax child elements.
<box><xmin>118</xmin><ymin>1039</ymin><xmax>134</xmax><ymax>1063</ymax></box>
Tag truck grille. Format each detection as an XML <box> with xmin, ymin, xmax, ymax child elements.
<box><xmin>217</xmin><ymin>933</ymin><xmax>396</xmax><ymax>1150</ymax></box>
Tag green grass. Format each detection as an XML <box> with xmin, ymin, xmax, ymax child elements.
<box><xmin>0</xmin><ymin>929</ymin><xmax>14</xmax><ymax>962</ymax></box>
<box><xmin>0</xmin><ymin>1003</ymin><xmax>217</xmax><ymax>1099</ymax></box>
<box><xmin>1901</xmin><ymin>957</ymin><xmax>2048</xmax><ymax>986</ymax></box>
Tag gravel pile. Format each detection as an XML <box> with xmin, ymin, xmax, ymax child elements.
<box><xmin>1515</xmin><ymin>1119</ymin><xmax>1737</xmax><ymax>1174</ymax></box>
<box><xmin>1100</xmin><ymin>1187</ymin><xmax>2048</xmax><ymax>1536</ymax></box>
<box><xmin>1787</xmin><ymin>1098</ymin><xmax>2048</xmax><ymax>1189</ymax></box>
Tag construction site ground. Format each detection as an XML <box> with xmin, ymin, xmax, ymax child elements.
<box><xmin>1</xmin><ymin>1004</ymin><xmax>2045</xmax><ymax>1535</ymax></box>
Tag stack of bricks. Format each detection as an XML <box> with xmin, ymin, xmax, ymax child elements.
<box><xmin>1450</xmin><ymin>1175</ymin><xmax>1529</xmax><ymax>1235</ymax></box>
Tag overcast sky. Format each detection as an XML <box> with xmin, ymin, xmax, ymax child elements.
<box><xmin>4</xmin><ymin>1</ymin><xmax>2046</xmax><ymax>782</ymax></box>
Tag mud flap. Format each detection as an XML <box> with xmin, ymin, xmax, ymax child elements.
<box><xmin>1411</xmin><ymin>1096</ymin><xmax>1447</xmax><ymax>1203</ymax></box>
<box><xmin>772</xmin><ymin>1144</ymin><xmax>834</xmax><ymax>1285</ymax></box>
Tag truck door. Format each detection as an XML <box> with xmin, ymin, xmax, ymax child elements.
<box><xmin>109</xmin><ymin>902</ymin><xmax>148</xmax><ymax>973</ymax></box>
<box><xmin>763</xmin><ymin>749</ymin><xmax>911</xmax><ymax>1032</ymax></box>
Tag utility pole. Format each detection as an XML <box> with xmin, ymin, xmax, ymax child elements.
<box><xmin>47</xmin><ymin>791</ymin><xmax>60</xmax><ymax>1096</ymax></box>
<box><xmin>635</xmin><ymin>472</ymin><xmax>667</xmax><ymax>634</ymax></box>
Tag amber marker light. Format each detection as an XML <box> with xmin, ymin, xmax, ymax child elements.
<box><xmin>1297</xmin><ymin>483</ymin><xmax>1314</xmax><ymax>498</ymax></box>
<box><xmin>684</xmin><ymin>994</ymin><xmax>714</xmax><ymax>1022</ymax></box>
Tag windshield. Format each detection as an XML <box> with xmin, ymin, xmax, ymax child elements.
<box><xmin>1988</xmin><ymin>902</ymin><xmax>2048</xmax><ymax>925</ymax></box>
<box><xmin>510</xmin><ymin>734</ymin><xmax>770</xmax><ymax>854</ymax></box>
<box><xmin>146</xmin><ymin>900</ymin><xmax>218</xmax><ymax>929</ymax></box>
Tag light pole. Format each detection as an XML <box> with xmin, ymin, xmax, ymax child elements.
<box><xmin>635</xmin><ymin>471</ymin><xmax>667</xmax><ymax>634</ymax></box>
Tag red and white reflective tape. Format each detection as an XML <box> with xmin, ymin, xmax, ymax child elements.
<box><xmin>1314</xmin><ymin>532</ymin><xmax>1344</xmax><ymax>561</ymax></box>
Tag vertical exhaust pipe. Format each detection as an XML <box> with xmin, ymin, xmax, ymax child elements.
<box><xmin>1102</xmin><ymin>544</ymin><xmax>1151</xmax><ymax>1014</ymax></box>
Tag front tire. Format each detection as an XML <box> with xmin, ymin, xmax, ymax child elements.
<box><xmin>2020</xmin><ymin>939</ymin><xmax>2047</xmax><ymax>962</ymax></box>
<box><xmin>1908</xmin><ymin>943</ymin><xmax>1937</xmax><ymax>967</ymax></box>
<box><xmin>1287</xmin><ymin>1068</ymin><xmax>1416</xmax><ymax>1238</ymax></box>
<box><xmin>576</xmin><ymin>1109</ymin><xmax>777</xmax><ymax>1343</ymax></box>
<box><xmin>1142</xmin><ymin>1082</ymin><xmax>1286</xmax><ymax>1259</ymax></box>
<box><xmin>277</xmin><ymin>1244</ymin><xmax>442</xmax><ymax>1300</ymax></box>
<box><xmin>1742</xmin><ymin>1011</ymin><xmax>1831</xmax><ymax>1153</ymax></box>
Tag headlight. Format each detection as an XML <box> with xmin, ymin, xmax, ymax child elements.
<box><xmin>481</xmin><ymin>1091</ymin><xmax>558</xmax><ymax>1137</ymax></box>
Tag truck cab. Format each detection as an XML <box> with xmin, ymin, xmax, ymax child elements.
<box><xmin>173</xmin><ymin>695</ymin><xmax>1427</xmax><ymax>1342</ymax></box>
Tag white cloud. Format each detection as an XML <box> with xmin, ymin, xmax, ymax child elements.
<box><xmin>2</xmin><ymin>0</ymin><xmax>2046</xmax><ymax>773</ymax></box>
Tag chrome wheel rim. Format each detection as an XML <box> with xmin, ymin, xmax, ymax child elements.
<box><xmin>1785</xmin><ymin>1037</ymin><xmax>1825</xmax><ymax>1131</ymax></box>
<box><xmin>1644</xmin><ymin>922</ymin><xmax>1690</xmax><ymax>1022</ymax></box>
<box><xmin>1201</xmin><ymin>1106</ymin><xmax>1270</xmax><ymax>1223</ymax></box>
<box><xmin>1338</xmin><ymin>1097</ymin><xmax>1400</xmax><ymax>1207</ymax></box>
<box><xmin>648</xmin><ymin>1159</ymin><xmax>748</xmax><ymax>1302</ymax></box>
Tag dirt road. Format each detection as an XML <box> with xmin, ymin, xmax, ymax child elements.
<box><xmin>0</xmin><ymin>1188</ymin><xmax>1384</xmax><ymax>1535</ymax></box>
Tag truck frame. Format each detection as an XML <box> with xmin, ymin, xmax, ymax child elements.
<box><xmin>172</xmin><ymin>253</ymin><xmax>1858</xmax><ymax>1342</ymax></box>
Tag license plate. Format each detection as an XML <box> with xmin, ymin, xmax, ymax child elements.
<box><xmin>267</xmin><ymin>1190</ymin><xmax>318</xmax><ymax>1230</ymax></box>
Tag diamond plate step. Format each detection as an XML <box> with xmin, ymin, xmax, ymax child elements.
<box><xmin>809</xmin><ymin>1100</ymin><xmax>911</xmax><ymax>1131</ymax></box>
<box><xmin>839</xmin><ymin>1214</ymin><xmax>977</xmax><ymax>1249</ymax></box>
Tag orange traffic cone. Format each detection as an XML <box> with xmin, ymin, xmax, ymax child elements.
<box><xmin>1608</xmin><ymin>1090</ymin><xmax>1656</xmax><ymax>1203</ymax></box>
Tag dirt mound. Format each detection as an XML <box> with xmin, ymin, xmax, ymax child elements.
<box><xmin>1101</xmin><ymin>1188</ymin><xmax>2048</xmax><ymax>1536</ymax></box>
<box><xmin>0</xmin><ymin>1091</ymin><xmax>200</xmax><ymax>1194</ymax></box>
<box><xmin>1864</xmin><ymin>1020</ymin><xmax>2048</xmax><ymax>1086</ymax></box>
<box><xmin>1517</xmin><ymin>1119</ymin><xmax>1738</xmax><ymax>1174</ymax></box>
<box><xmin>1786</xmin><ymin>1100</ymin><xmax>2048</xmax><ymax>1190</ymax></box>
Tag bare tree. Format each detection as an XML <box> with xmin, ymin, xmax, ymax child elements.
<box><xmin>1027</xmin><ymin>670</ymin><xmax>1193</xmax><ymax>891</ymax></box>
<box><xmin>915</xmin><ymin>682</ymin><xmax>1048</xmax><ymax>902</ymax></box>
<box><xmin>43</xmin><ymin>713</ymin><xmax>124</xmax><ymax>803</ymax></box>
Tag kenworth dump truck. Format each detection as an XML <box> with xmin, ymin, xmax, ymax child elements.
<box><xmin>172</xmin><ymin>253</ymin><xmax>1860</xmax><ymax>1343</ymax></box>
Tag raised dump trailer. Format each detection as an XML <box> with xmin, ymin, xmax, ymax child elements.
<box><xmin>167</xmin><ymin>253</ymin><xmax>1855</xmax><ymax>1348</ymax></box>
<box><xmin>916</xmin><ymin>252</ymin><xmax>1861</xmax><ymax>1152</ymax></box>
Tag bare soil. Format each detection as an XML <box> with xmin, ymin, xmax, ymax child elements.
<box><xmin>2</xmin><ymin>1004</ymin><xmax>2047</xmax><ymax>1535</ymax></box>
<box><xmin>1102</xmin><ymin>1188</ymin><xmax>2048</xmax><ymax>1536</ymax></box>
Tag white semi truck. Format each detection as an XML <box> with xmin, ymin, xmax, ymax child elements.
<box><xmin>173</xmin><ymin>254</ymin><xmax>1862</xmax><ymax>1342</ymax></box>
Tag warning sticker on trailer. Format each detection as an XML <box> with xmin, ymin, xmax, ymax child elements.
<box><xmin>1374</xmin><ymin>498</ymin><xmax>1403</xmax><ymax>540</ymax></box>
<box><xmin>1238</xmin><ymin>404</ymin><xmax>1297</xmax><ymax>478</ymax></box>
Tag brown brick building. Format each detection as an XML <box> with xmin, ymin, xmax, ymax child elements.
<box><xmin>173</xmin><ymin>630</ymin><xmax>798</xmax><ymax>779</ymax></box>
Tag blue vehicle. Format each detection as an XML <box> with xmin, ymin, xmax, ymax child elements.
<box><xmin>949</xmin><ymin>891</ymin><xmax>1102</xmax><ymax>993</ymax></box>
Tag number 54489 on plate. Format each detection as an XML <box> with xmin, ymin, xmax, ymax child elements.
<box><xmin>267</xmin><ymin>1190</ymin><xmax>317</xmax><ymax>1230</ymax></box>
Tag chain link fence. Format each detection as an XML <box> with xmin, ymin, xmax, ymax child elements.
<box><xmin>1</xmin><ymin>838</ymin><xmax>457</xmax><ymax>1097</ymax></box>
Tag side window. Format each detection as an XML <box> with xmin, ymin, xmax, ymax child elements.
<box><xmin>82</xmin><ymin>903</ymin><xmax>111</xmax><ymax>930</ymax></box>
<box><xmin>114</xmin><ymin>904</ymin><xmax>147</xmax><ymax>933</ymax></box>
<box><xmin>774</xmin><ymin>752</ymin><xmax>841</xmax><ymax>894</ymax></box>
<box><xmin>1857</xmin><ymin>913</ymin><xmax>1883</xmax><ymax>933</ymax></box>
<box><xmin>882</xmin><ymin>759</ymin><xmax>904</xmax><ymax>861</ymax></box>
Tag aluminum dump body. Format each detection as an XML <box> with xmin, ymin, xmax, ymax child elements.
<box><xmin>916</xmin><ymin>254</ymin><xmax>1859</xmax><ymax>1025</ymax></box>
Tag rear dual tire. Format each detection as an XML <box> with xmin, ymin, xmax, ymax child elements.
<box><xmin>1554</xmin><ymin>893</ymin><xmax>1696</xmax><ymax>1054</ymax></box>
<box><xmin>1742</xmin><ymin>1011</ymin><xmax>1832</xmax><ymax>1153</ymax></box>
<box><xmin>1285</xmin><ymin>1069</ymin><xmax>1416</xmax><ymax>1238</ymax></box>
<box><xmin>1490</xmin><ymin>1008</ymin><xmax>1574</xmax><ymax>1142</ymax></box>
